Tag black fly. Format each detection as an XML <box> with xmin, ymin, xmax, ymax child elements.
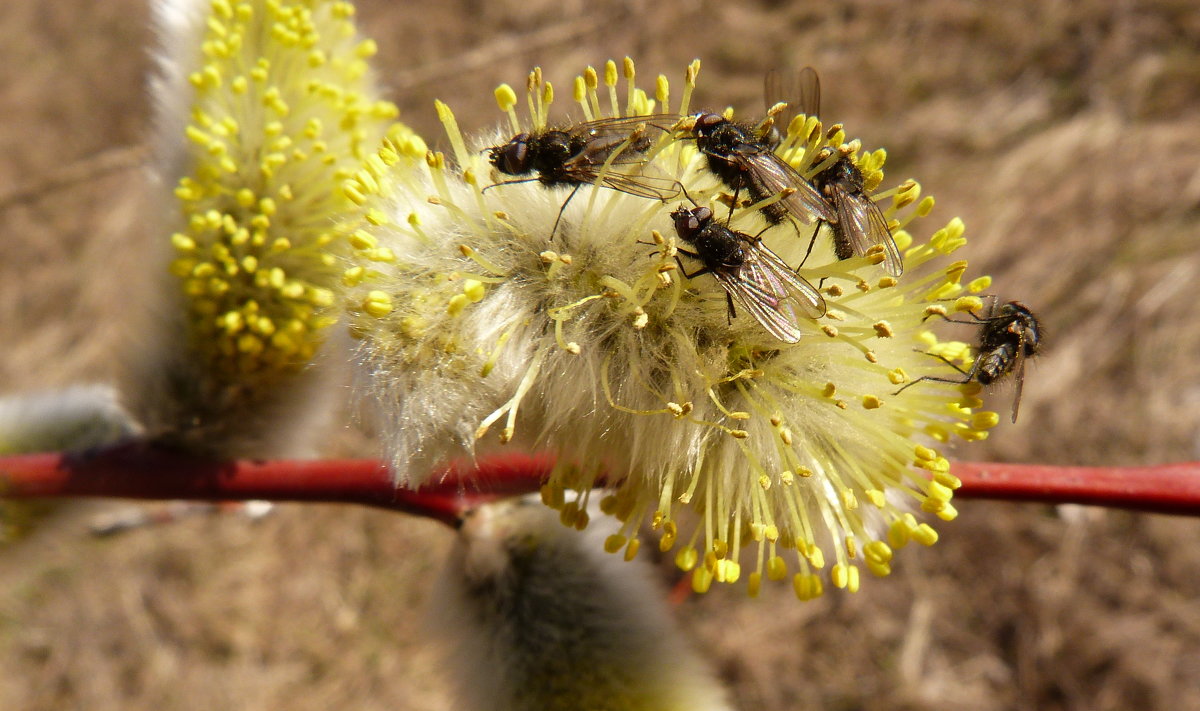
<box><xmin>896</xmin><ymin>299</ymin><xmax>1042</xmax><ymax>422</ymax></box>
<box><xmin>781</xmin><ymin>67</ymin><xmax>904</xmax><ymax>276</ymax></box>
<box><xmin>487</xmin><ymin>115</ymin><xmax>681</xmax><ymax>237</ymax></box>
<box><xmin>686</xmin><ymin>106</ymin><xmax>837</xmax><ymax>229</ymax></box>
<box><xmin>670</xmin><ymin>205</ymin><xmax>826</xmax><ymax>343</ymax></box>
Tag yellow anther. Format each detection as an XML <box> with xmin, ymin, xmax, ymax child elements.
<box><xmin>675</xmin><ymin>546</ymin><xmax>698</xmax><ymax>571</ymax></box>
<box><xmin>362</xmin><ymin>290</ymin><xmax>393</xmax><ymax>318</ymax></box>
<box><xmin>463</xmin><ymin>279</ymin><xmax>486</xmax><ymax>303</ymax></box>
<box><xmin>967</xmin><ymin>276</ymin><xmax>992</xmax><ymax>293</ymax></box>
<box><xmin>971</xmin><ymin>411</ymin><xmax>1001</xmax><ymax>429</ymax></box>
<box><xmin>929</xmin><ymin>466</ymin><xmax>959</xmax><ymax>488</ymax></box>
<box><xmin>793</xmin><ymin>573</ymin><xmax>823</xmax><ymax>601</ymax></box>
<box><xmin>935</xmin><ymin>502</ymin><xmax>958</xmax><ymax>521</ymax></box>
<box><xmin>767</xmin><ymin>556</ymin><xmax>787</xmax><ymax>581</ymax></box>
<box><xmin>604</xmin><ymin>59</ymin><xmax>618</xmax><ymax>87</ymax></box>
<box><xmin>171</xmin><ymin>233</ymin><xmax>197</xmax><ymax>251</ymax></box>
<box><xmin>747</xmin><ymin>572</ymin><xmax>762</xmax><ymax>597</ymax></box>
<box><xmin>447</xmin><ymin>293</ymin><xmax>470</xmax><ymax>316</ymax></box>
<box><xmin>912</xmin><ymin>523</ymin><xmax>939</xmax><ymax>546</ymax></box>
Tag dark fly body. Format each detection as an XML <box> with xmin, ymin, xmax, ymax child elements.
<box><xmin>489</xmin><ymin>118</ymin><xmax>678</xmax><ymax>196</ymax></box>
<box><xmin>486</xmin><ymin>115</ymin><xmax>681</xmax><ymax>238</ymax></box>
<box><xmin>897</xmin><ymin>299</ymin><xmax>1042</xmax><ymax>422</ymax></box>
<box><xmin>809</xmin><ymin>151</ymin><xmax>904</xmax><ymax>276</ymax></box>
<box><xmin>670</xmin><ymin>205</ymin><xmax>825</xmax><ymax>344</ymax></box>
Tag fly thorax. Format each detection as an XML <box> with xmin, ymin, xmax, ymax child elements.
<box><xmin>695</xmin><ymin>226</ymin><xmax>746</xmax><ymax>269</ymax></box>
<box><xmin>531</xmin><ymin>132</ymin><xmax>574</xmax><ymax>174</ymax></box>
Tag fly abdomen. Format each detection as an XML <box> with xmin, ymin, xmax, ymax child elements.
<box><xmin>975</xmin><ymin>345</ymin><xmax>1015</xmax><ymax>385</ymax></box>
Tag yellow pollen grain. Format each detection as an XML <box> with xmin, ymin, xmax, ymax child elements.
<box><xmin>862</xmin><ymin>395</ymin><xmax>883</xmax><ymax>409</ymax></box>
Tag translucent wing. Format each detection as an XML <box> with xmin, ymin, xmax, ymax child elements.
<box><xmin>740</xmin><ymin>150</ymin><xmax>839</xmax><ymax>224</ymax></box>
<box><xmin>568</xmin><ymin>113</ymin><xmax>682</xmax><ymax>135</ymax></box>
<box><xmin>565</xmin><ymin>114</ymin><xmax>680</xmax><ymax>151</ymax></box>
<box><xmin>832</xmin><ymin>185</ymin><xmax>903</xmax><ymax>276</ymax></box>
<box><xmin>595</xmin><ymin>171</ymin><xmax>682</xmax><ymax>201</ymax></box>
<box><xmin>1008</xmin><ymin>344</ymin><xmax>1027</xmax><ymax>424</ymax></box>
<box><xmin>712</xmin><ymin>240</ymin><xmax>826</xmax><ymax>343</ymax></box>
<box><xmin>561</xmin><ymin>115</ymin><xmax>684</xmax><ymax>201</ymax></box>
<box><xmin>764</xmin><ymin>66</ymin><xmax>822</xmax><ymax>125</ymax></box>
<box><xmin>743</xmin><ymin>240</ymin><xmax>827</xmax><ymax>318</ymax></box>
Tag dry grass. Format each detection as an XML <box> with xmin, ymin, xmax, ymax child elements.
<box><xmin>3</xmin><ymin>0</ymin><xmax>1200</xmax><ymax>709</ymax></box>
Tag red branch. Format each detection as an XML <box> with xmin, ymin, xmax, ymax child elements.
<box><xmin>2</xmin><ymin>447</ymin><xmax>1200</xmax><ymax>523</ymax></box>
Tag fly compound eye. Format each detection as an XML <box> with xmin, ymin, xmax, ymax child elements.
<box><xmin>695</xmin><ymin>113</ymin><xmax>723</xmax><ymax>134</ymax></box>
<box><xmin>672</xmin><ymin>207</ymin><xmax>698</xmax><ymax>235</ymax></box>
<box><xmin>693</xmin><ymin>206</ymin><xmax>713</xmax><ymax>224</ymax></box>
<box><xmin>497</xmin><ymin>134</ymin><xmax>530</xmax><ymax>174</ymax></box>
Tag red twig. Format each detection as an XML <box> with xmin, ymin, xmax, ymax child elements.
<box><xmin>2</xmin><ymin>447</ymin><xmax>1200</xmax><ymax>521</ymax></box>
<box><xmin>0</xmin><ymin>446</ymin><xmax>555</xmax><ymax>526</ymax></box>
<box><xmin>951</xmin><ymin>460</ymin><xmax>1200</xmax><ymax>516</ymax></box>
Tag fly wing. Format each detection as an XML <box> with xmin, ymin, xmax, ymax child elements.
<box><xmin>713</xmin><ymin>269</ymin><xmax>803</xmax><ymax>343</ymax></box>
<box><xmin>711</xmin><ymin>240</ymin><xmax>826</xmax><ymax>343</ymax></box>
<box><xmin>569</xmin><ymin>113</ymin><xmax>681</xmax><ymax>135</ymax></box>
<box><xmin>744</xmin><ymin>241</ymin><xmax>827</xmax><ymax>318</ymax></box>
<box><xmin>764</xmin><ymin>66</ymin><xmax>821</xmax><ymax>124</ymax></box>
<box><xmin>1008</xmin><ymin>337</ymin><xmax>1028</xmax><ymax>424</ymax></box>
<box><xmin>834</xmin><ymin>186</ymin><xmax>904</xmax><ymax>276</ymax></box>
<box><xmin>565</xmin><ymin>114</ymin><xmax>679</xmax><ymax>162</ymax></box>
<box><xmin>561</xmin><ymin>115</ymin><xmax>683</xmax><ymax>200</ymax></box>
<box><xmin>596</xmin><ymin>172</ymin><xmax>682</xmax><ymax>201</ymax></box>
<box><xmin>741</xmin><ymin>151</ymin><xmax>838</xmax><ymax>224</ymax></box>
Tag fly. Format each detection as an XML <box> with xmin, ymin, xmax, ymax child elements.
<box><xmin>487</xmin><ymin>115</ymin><xmax>681</xmax><ymax>237</ymax></box>
<box><xmin>896</xmin><ymin>299</ymin><xmax>1042</xmax><ymax>422</ymax></box>
<box><xmin>670</xmin><ymin>204</ymin><xmax>826</xmax><ymax>343</ymax></box>
<box><xmin>686</xmin><ymin>107</ymin><xmax>837</xmax><ymax>229</ymax></box>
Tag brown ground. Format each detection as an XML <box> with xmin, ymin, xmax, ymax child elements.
<box><xmin>2</xmin><ymin>1</ymin><xmax>1200</xmax><ymax>709</ymax></box>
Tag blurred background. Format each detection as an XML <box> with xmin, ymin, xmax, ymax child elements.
<box><xmin>2</xmin><ymin>1</ymin><xmax>1199</xmax><ymax>709</ymax></box>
